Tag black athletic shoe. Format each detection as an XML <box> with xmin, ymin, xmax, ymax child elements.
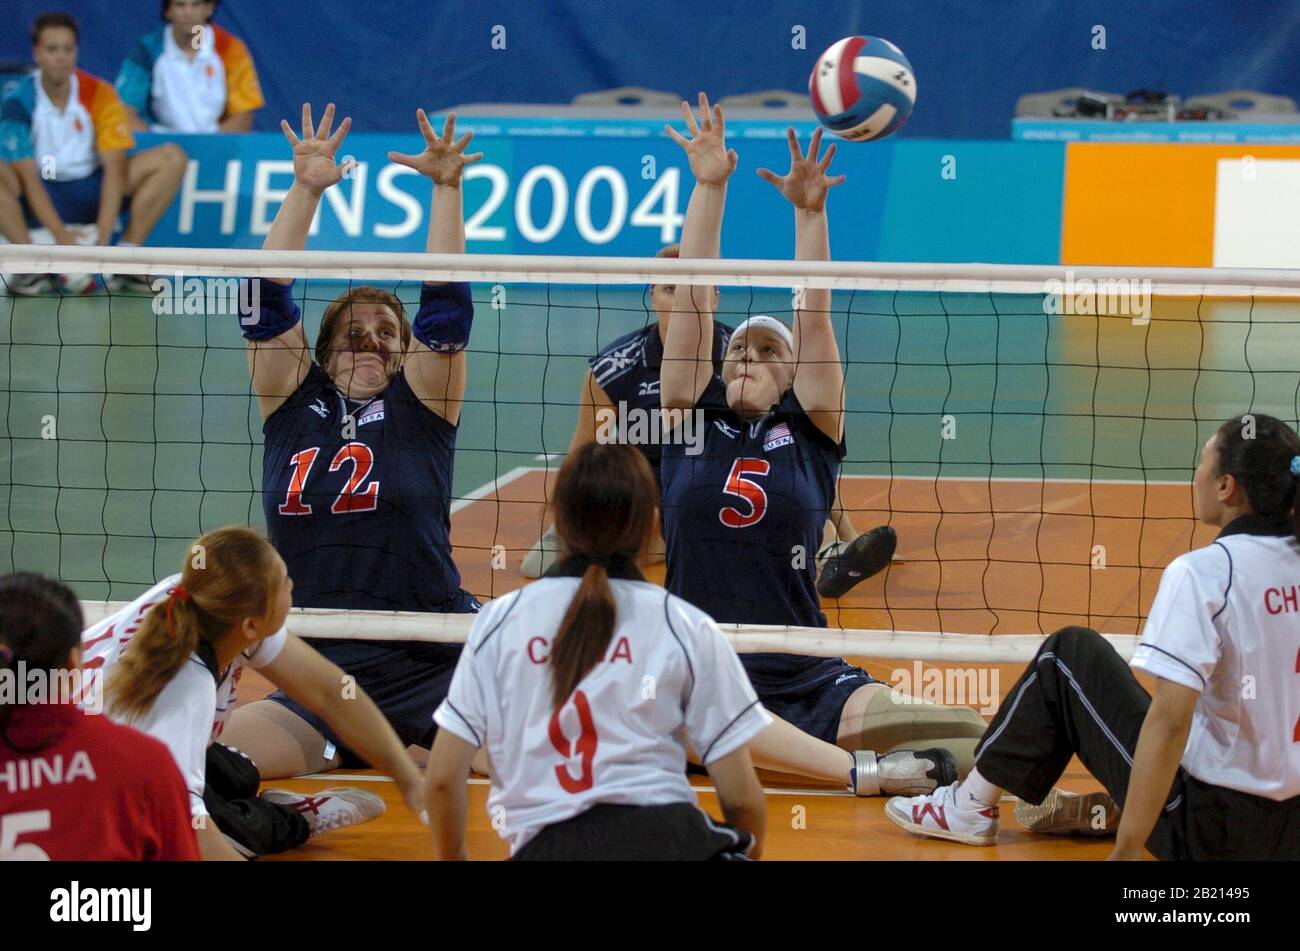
<box><xmin>816</xmin><ymin>525</ymin><xmax>897</xmax><ymax>599</ymax></box>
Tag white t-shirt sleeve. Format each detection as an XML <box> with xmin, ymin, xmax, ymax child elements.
<box><xmin>1131</xmin><ymin>552</ymin><xmax>1224</xmax><ymax>693</ymax></box>
<box><xmin>245</xmin><ymin>625</ymin><xmax>288</xmax><ymax>669</ymax></box>
<box><xmin>682</xmin><ymin>612</ymin><xmax>772</xmax><ymax>765</ymax></box>
<box><xmin>125</xmin><ymin>666</ymin><xmax>216</xmax><ymax>817</ymax></box>
<box><xmin>433</xmin><ymin>617</ymin><xmax>492</xmax><ymax>748</ymax></box>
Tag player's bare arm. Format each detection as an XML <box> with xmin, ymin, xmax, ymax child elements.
<box><xmin>1108</xmin><ymin>677</ymin><xmax>1197</xmax><ymax>860</ymax></box>
<box><xmin>425</xmin><ymin>728</ymin><xmax>476</xmax><ymax>860</ymax></box>
<box><xmin>260</xmin><ymin>634</ymin><xmax>426</xmax><ymax>818</ymax></box>
<box><xmin>661</xmin><ymin>92</ymin><xmax>736</xmax><ymax>413</ymax></box>
<box><xmin>247</xmin><ymin>103</ymin><xmax>354</xmax><ymax>419</ymax></box>
<box><xmin>757</xmin><ymin>126</ymin><xmax>846</xmax><ymax>442</ymax></box>
<box><xmin>387</xmin><ymin>109</ymin><xmax>482</xmax><ymax>425</ymax></box>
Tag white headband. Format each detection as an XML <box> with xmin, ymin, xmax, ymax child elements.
<box><xmin>728</xmin><ymin>315</ymin><xmax>793</xmax><ymax>353</ymax></box>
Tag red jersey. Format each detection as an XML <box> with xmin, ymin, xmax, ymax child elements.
<box><xmin>0</xmin><ymin>702</ymin><xmax>199</xmax><ymax>861</ymax></box>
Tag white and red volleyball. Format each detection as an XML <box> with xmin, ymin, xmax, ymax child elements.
<box><xmin>809</xmin><ymin>36</ymin><xmax>916</xmax><ymax>141</ymax></box>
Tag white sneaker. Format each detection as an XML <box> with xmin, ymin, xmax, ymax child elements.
<box><xmin>521</xmin><ymin>525</ymin><xmax>561</xmax><ymax>578</ymax></box>
<box><xmin>260</xmin><ymin>786</ymin><xmax>386</xmax><ymax>836</ymax></box>
<box><xmin>885</xmin><ymin>781</ymin><xmax>1000</xmax><ymax>846</ymax></box>
<box><xmin>1015</xmin><ymin>788</ymin><xmax>1118</xmax><ymax>837</ymax></box>
<box><xmin>5</xmin><ymin>272</ymin><xmax>57</xmax><ymax>296</ymax></box>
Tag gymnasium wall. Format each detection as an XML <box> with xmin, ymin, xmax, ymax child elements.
<box><xmin>133</xmin><ymin>131</ymin><xmax>1300</xmax><ymax>267</ymax></box>
<box><xmin>3</xmin><ymin>0</ymin><xmax>1299</xmax><ymax>139</ymax></box>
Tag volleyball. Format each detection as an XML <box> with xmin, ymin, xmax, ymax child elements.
<box><xmin>809</xmin><ymin>35</ymin><xmax>916</xmax><ymax>141</ymax></box>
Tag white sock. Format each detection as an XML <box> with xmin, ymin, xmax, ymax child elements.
<box><xmin>117</xmin><ymin>240</ymin><xmax>139</xmax><ymax>248</ymax></box>
<box><xmin>956</xmin><ymin>767</ymin><xmax>1002</xmax><ymax>810</ymax></box>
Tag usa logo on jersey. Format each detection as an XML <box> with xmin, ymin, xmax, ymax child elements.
<box><xmin>357</xmin><ymin>400</ymin><xmax>385</xmax><ymax>427</ymax></box>
<box><xmin>763</xmin><ymin>422</ymin><xmax>794</xmax><ymax>452</ymax></box>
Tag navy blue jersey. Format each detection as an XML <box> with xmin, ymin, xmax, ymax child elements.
<box><xmin>262</xmin><ymin>364</ymin><xmax>461</xmax><ymax>611</ymax></box>
<box><xmin>661</xmin><ymin>376</ymin><xmax>845</xmax><ymax>692</ymax></box>
<box><xmin>590</xmin><ymin>320</ymin><xmax>733</xmax><ymax>484</ymax></box>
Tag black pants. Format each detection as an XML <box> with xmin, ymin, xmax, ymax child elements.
<box><xmin>512</xmin><ymin>802</ymin><xmax>754</xmax><ymax>861</ymax></box>
<box><xmin>975</xmin><ymin>626</ymin><xmax>1299</xmax><ymax>860</ymax></box>
<box><xmin>203</xmin><ymin>743</ymin><xmax>310</xmax><ymax>857</ymax></box>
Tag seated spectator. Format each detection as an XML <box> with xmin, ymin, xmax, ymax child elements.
<box><xmin>0</xmin><ymin>12</ymin><xmax>186</xmax><ymax>295</ymax></box>
<box><xmin>117</xmin><ymin>0</ymin><xmax>264</xmax><ymax>133</ymax></box>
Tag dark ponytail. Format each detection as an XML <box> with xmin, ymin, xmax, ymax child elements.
<box><xmin>549</xmin><ymin>442</ymin><xmax>658</xmax><ymax>710</ymax></box>
<box><xmin>0</xmin><ymin>573</ymin><xmax>84</xmax><ymax>744</ymax></box>
<box><xmin>1213</xmin><ymin>414</ymin><xmax>1300</xmax><ymax>542</ymax></box>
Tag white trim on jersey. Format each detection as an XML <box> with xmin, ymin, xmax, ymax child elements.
<box><xmin>1131</xmin><ymin>528</ymin><xmax>1300</xmax><ymax>800</ymax></box>
<box><xmin>434</xmin><ymin>577</ymin><xmax>772</xmax><ymax>853</ymax></box>
<box><xmin>80</xmin><ymin>574</ymin><xmax>288</xmax><ymax>814</ymax></box>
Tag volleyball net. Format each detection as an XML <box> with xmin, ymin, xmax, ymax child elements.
<box><xmin>4</xmin><ymin>244</ymin><xmax>1300</xmax><ymax>662</ymax></box>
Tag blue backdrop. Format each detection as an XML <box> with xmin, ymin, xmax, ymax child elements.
<box><xmin>3</xmin><ymin>0</ymin><xmax>1298</xmax><ymax>139</ymax></box>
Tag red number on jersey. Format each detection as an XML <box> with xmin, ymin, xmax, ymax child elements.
<box><xmin>329</xmin><ymin>443</ymin><xmax>380</xmax><ymax>514</ymax></box>
<box><xmin>548</xmin><ymin>690</ymin><xmax>598</xmax><ymax>793</ymax></box>
<box><xmin>277</xmin><ymin>444</ymin><xmax>380</xmax><ymax>516</ymax></box>
<box><xmin>719</xmin><ymin>458</ymin><xmax>771</xmax><ymax>528</ymax></box>
<box><xmin>278</xmin><ymin>447</ymin><xmax>320</xmax><ymax>515</ymax></box>
<box><xmin>1293</xmin><ymin>644</ymin><xmax>1299</xmax><ymax>743</ymax></box>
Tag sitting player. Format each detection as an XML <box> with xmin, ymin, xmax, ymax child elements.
<box><xmin>658</xmin><ymin>94</ymin><xmax>987</xmax><ymax>795</ymax></box>
<box><xmin>1</xmin><ymin>572</ymin><xmax>198</xmax><ymax>860</ymax></box>
<box><xmin>116</xmin><ymin>0</ymin><xmax>265</xmax><ymax>134</ymax></box>
<box><xmin>887</xmin><ymin>415</ymin><xmax>1300</xmax><ymax>859</ymax></box>
<box><xmin>427</xmin><ymin>441</ymin><xmax>768</xmax><ymax>860</ymax></box>
<box><xmin>86</xmin><ymin>526</ymin><xmax>427</xmax><ymax>860</ymax></box>
<box><xmin>219</xmin><ymin>104</ymin><xmax>486</xmax><ymax>780</ymax></box>
<box><xmin>521</xmin><ymin>259</ymin><xmax>894</xmax><ymax>599</ymax></box>
<box><xmin>0</xmin><ymin>12</ymin><xmax>186</xmax><ymax>295</ymax></box>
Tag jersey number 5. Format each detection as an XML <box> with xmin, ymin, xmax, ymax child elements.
<box><xmin>278</xmin><ymin>443</ymin><xmax>380</xmax><ymax>516</ymax></box>
<box><xmin>720</xmin><ymin>458</ymin><xmax>770</xmax><ymax>528</ymax></box>
<box><xmin>548</xmin><ymin>690</ymin><xmax>598</xmax><ymax>794</ymax></box>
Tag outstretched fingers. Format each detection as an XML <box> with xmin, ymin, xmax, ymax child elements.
<box><xmin>301</xmin><ymin>102</ymin><xmax>314</xmax><ymax>138</ymax></box>
<box><xmin>327</xmin><ymin>115</ymin><xmax>351</xmax><ymax>151</ymax></box>
<box><xmin>415</xmin><ymin>108</ymin><xmax>437</xmax><ymax>145</ymax></box>
<box><xmin>665</xmin><ymin>124</ymin><xmax>690</xmax><ymax>148</ymax></box>
<box><xmin>756</xmin><ymin>167</ymin><xmax>784</xmax><ymax>188</ymax></box>
<box><xmin>817</xmin><ymin>141</ymin><xmax>837</xmax><ymax>172</ymax></box>
<box><xmin>442</xmin><ymin>111</ymin><xmax>457</xmax><ymax>144</ymax></box>
<box><xmin>680</xmin><ymin>99</ymin><xmax>700</xmax><ymax>137</ymax></box>
<box><xmin>316</xmin><ymin>103</ymin><xmax>336</xmax><ymax>140</ymax></box>
<box><xmin>280</xmin><ymin>118</ymin><xmax>301</xmax><ymax>146</ymax></box>
<box><xmin>786</xmin><ymin>126</ymin><xmax>801</xmax><ymax>161</ymax></box>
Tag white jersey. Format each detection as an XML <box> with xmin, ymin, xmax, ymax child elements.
<box><xmin>148</xmin><ymin>26</ymin><xmax>230</xmax><ymax>133</ymax></box>
<box><xmin>1132</xmin><ymin>518</ymin><xmax>1300</xmax><ymax>800</ymax></box>
<box><xmin>434</xmin><ymin>574</ymin><xmax>771</xmax><ymax>853</ymax></box>
<box><xmin>81</xmin><ymin>574</ymin><xmax>287</xmax><ymax>815</ymax></box>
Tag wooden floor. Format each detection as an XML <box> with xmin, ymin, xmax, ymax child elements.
<box><xmin>259</xmin><ymin>768</ymin><xmax>1116</xmax><ymax>861</ymax></box>
<box><xmin>242</xmin><ymin>655</ymin><xmax>1127</xmax><ymax>861</ymax></box>
<box><xmin>246</xmin><ymin>470</ymin><xmax>1184</xmax><ymax>860</ymax></box>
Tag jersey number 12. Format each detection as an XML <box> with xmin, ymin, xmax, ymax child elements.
<box><xmin>278</xmin><ymin>443</ymin><xmax>380</xmax><ymax>516</ymax></box>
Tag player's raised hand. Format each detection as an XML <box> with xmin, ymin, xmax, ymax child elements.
<box><xmin>280</xmin><ymin>103</ymin><xmax>355</xmax><ymax>197</ymax></box>
<box><xmin>665</xmin><ymin>92</ymin><xmax>739</xmax><ymax>186</ymax></box>
<box><xmin>757</xmin><ymin>127</ymin><xmax>846</xmax><ymax>213</ymax></box>
<box><xmin>387</xmin><ymin>110</ymin><xmax>484</xmax><ymax>187</ymax></box>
